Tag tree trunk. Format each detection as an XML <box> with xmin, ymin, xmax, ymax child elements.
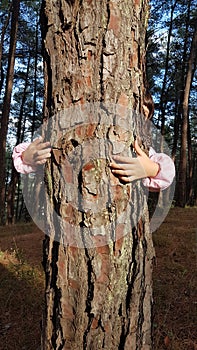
<box><xmin>174</xmin><ymin>0</ymin><xmax>191</xmax><ymax>204</ymax></box>
<box><xmin>171</xmin><ymin>92</ymin><xmax>179</xmax><ymax>162</ymax></box>
<box><xmin>0</xmin><ymin>2</ymin><xmax>12</xmax><ymax>95</ymax></box>
<box><xmin>32</xmin><ymin>18</ymin><xmax>39</xmax><ymax>139</ymax></box>
<box><xmin>6</xmin><ymin>54</ymin><xmax>31</xmax><ymax>224</ymax></box>
<box><xmin>40</xmin><ymin>1</ymin><xmax>154</xmax><ymax>349</ymax></box>
<box><xmin>0</xmin><ymin>0</ymin><xmax>20</xmax><ymax>224</ymax></box>
<box><xmin>177</xmin><ymin>23</ymin><xmax>197</xmax><ymax>207</ymax></box>
<box><xmin>187</xmin><ymin>118</ymin><xmax>193</xmax><ymax>205</ymax></box>
<box><xmin>158</xmin><ymin>0</ymin><xmax>177</xmax><ymax>136</ymax></box>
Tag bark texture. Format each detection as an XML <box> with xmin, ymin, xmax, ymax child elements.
<box><xmin>40</xmin><ymin>1</ymin><xmax>154</xmax><ymax>349</ymax></box>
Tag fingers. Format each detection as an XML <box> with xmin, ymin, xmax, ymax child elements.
<box><xmin>118</xmin><ymin>176</ymin><xmax>134</xmax><ymax>183</ymax></box>
<box><xmin>36</xmin><ymin>158</ymin><xmax>50</xmax><ymax>165</ymax></box>
<box><xmin>32</xmin><ymin>137</ymin><xmax>44</xmax><ymax>146</ymax></box>
<box><xmin>38</xmin><ymin>141</ymin><xmax>51</xmax><ymax>150</ymax></box>
<box><xmin>109</xmin><ymin>158</ymin><xmax>136</xmax><ymax>183</ymax></box>
<box><xmin>133</xmin><ymin>139</ymin><xmax>144</xmax><ymax>156</ymax></box>
<box><xmin>31</xmin><ymin>138</ymin><xmax>51</xmax><ymax>165</ymax></box>
<box><xmin>110</xmin><ymin>162</ymin><xmax>136</xmax><ymax>171</ymax></box>
<box><xmin>111</xmin><ymin>155</ymin><xmax>135</xmax><ymax>164</ymax></box>
<box><xmin>34</xmin><ymin>150</ymin><xmax>51</xmax><ymax>164</ymax></box>
<box><xmin>34</xmin><ymin>139</ymin><xmax>51</xmax><ymax>151</ymax></box>
<box><xmin>35</xmin><ymin>148</ymin><xmax>51</xmax><ymax>157</ymax></box>
<box><xmin>109</xmin><ymin>155</ymin><xmax>147</xmax><ymax>183</ymax></box>
<box><xmin>110</xmin><ymin>163</ymin><xmax>136</xmax><ymax>183</ymax></box>
<box><xmin>111</xmin><ymin>168</ymin><xmax>133</xmax><ymax>176</ymax></box>
<box><xmin>32</xmin><ymin>137</ymin><xmax>51</xmax><ymax>149</ymax></box>
<box><xmin>112</xmin><ymin>171</ymin><xmax>136</xmax><ymax>183</ymax></box>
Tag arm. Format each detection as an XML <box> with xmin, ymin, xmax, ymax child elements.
<box><xmin>12</xmin><ymin>137</ymin><xmax>51</xmax><ymax>174</ymax></box>
<box><xmin>142</xmin><ymin>148</ymin><xmax>175</xmax><ymax>191</ymax></box>
<box><xmin>13</xmin><ymin>142</ymin><xmax>36</xmax><ymax>174</ymax></box>
<box><xmin>110</xmin><ymin>139</ymin><xmax>159</xmax><ymax>182</ymax></box>
<box><xmin>109</xmin><ymin>140</ymin><xmax>175</xmax><ymax>191</ymax></box>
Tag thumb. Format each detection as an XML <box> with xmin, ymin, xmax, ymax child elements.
<box><xmin>134</xmin><ymin>139</ymin><xmax>145</xmax><ymax>156</ymax></box>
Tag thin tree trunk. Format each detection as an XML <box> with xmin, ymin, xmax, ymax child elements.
<box><xmin>31</xmin><ymin>19</ymin><xmax>39</xmax><ymax>139</ymax></box>
<box><xmin>6</xmin><ymin>54</ymin><xmax>31</xmax><ymax>224</ymax></box>
<box><xmin>177</xmin><ymin>23</ymin><xmax>197</xmax><ymax>207</ymax></box>
<box><xmin>171</xmin><ymin>86</ymin><xmax>179</xmax><ymax>162</ymax></box>
<box><xmin>158</xmin><ymin>1</ymin><xmax>178</xmax><ymax>136</ymax></box>
<box><xmin>156</xmin><ymin>1</ymin><xmax>177</xmax><ymax>215</ymax></box>
<box><xmin>0</xmin><ymin>2</ymin><xmax>12</xmax><ymax>96</ymax></box>
<box><xmin>174</xmin><ymin>0</ymin><xmax>191</xmax><ymax>203</ymax></box>
<box><xmin>0</xmin><ymin>0</ymin><xmax>20</xmax><ymax>224</ymax></box>
<box><xmin>40</xmin><ymin>1</ymin><xmax>154</xmax><ymax>349</ymax></box>
<box><xmin>187</xmin><ymin>118</ymin><xmax>193</xmax><ymax>205</ymax></box>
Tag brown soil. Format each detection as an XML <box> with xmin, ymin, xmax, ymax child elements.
<box><xmin>0</xmin><ymin>223</ymin><xmax>44</xmax><ymax>350</ymax></box>
<box><xmin>0</xmin><ymin>208</ymin><xmax>196</xmax><ymax>350</ymax></box>
<box><xmin>152</xmin><ymin>207</ymin><xmax>197</xmax><ymax>350</ymax></box>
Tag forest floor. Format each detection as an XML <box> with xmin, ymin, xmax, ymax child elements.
<box><xmin>0</xmin><ymin>207</ymin><xmax>196</xmax><ymax>350</ymax></box>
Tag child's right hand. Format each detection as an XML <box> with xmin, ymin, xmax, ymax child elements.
<box><xmin>22</xmin><ymin>137</ymin><xmax>51</xmax><ymax>166</ymax></box>
<box><xmin>109</xmin><ymin>139</ymin><xmax>159</xmax><ymax>183</ymax></box>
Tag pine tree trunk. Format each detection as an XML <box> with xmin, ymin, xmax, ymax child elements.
<box><xmin>32</xmin><ymin>19</ymin><xmax>39</xmax><ymax>138</ymax></box>
<box><xmin>40</xmin><ymin>1</ymin><xmax>154</xmax><ymax>349</ymax></box>
<box><xmin>187</xmin><ymin>119</ymin><xmax>194</xmax><ymax>205</ymax></box>
<box><xmin>0</xmin><ymin>0</ymin><xmax>20</xmax><ymax>224</ymax></box>
<box><xmin>177</xmin><ymin>24</ymin><xmax>197</xmax><ymax>207</ymax></box>
<box><xmin>0</xmin><ymin>2</ymin><xmax>12</xmax><ymax>95</ymax></box>
<box><xmin>158</xmin><ymin>1</ymin><xmax>178</xmax><ymax>135</ymax></box>
<box><xmin>6</xmin><ymin>54</ymin><xmax>31</xmax><ymax>224</ymax></box>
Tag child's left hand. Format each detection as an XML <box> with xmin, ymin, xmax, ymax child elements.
<box><xmin>109</xmin><ymin>140</ymin><xmax>159</xmax><ymax>183</ymax></box>
<box><xmin>22</xmin><ymin>137</ymin><xmax>51</xmax><ymax>166</ymax></box>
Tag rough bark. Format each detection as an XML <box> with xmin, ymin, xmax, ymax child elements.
<box><xmin>40</xmin><ymin>1</ymin><xmax>154</xmax><ymax>349</ymax></box>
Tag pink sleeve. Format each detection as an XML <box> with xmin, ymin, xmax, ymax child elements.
<box><xmin>12</xmin><ymin>143</ymin><xmax>37</xmax><ymax>174</ymax></box>
<box><xmin>142</xmin><ymin>147</ymin><xmax>175</xmax><ymax>191</ymax></box>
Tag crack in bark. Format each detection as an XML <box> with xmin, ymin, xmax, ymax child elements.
<box><xmin>117</xmin><ymin>227</ymin><xmax>139</xmax><ymax>348</ymax></box>
<box><xmin>136</xmin><ymin>232</ymin><xmax>148</xmax><ymax>349</ymax></box>
<box><xmin>136</xmin><ymin>283</ymin><xmax>146</xmax><ymax>349</ymax></box>
<box><xmin>100</xmin><ymin>0</ymin><xmax>110</xmax><ymax>101</ymax></box>
<box><xmin>126</xmin><ymin>227</ymin><xmax>139</xmax><ymax>312</ymax></box>
<box><xmin>83</xmin><ymin>247</ymin><xmax>95</xmax><ymax>349</ymax></box>
<box><xmin>50</xmin><ymin>241</ymin><xmax>65</xmax><ymax>349</ymax></box>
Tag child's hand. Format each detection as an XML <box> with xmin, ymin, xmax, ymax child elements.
<box><xmin>22</xmin><ymin>137</ymin><xmax>51</xmax><ymax>166</ymax></box>
<box><xmin>109</xmin><ymin>139</ymin><xmax>159</xmax><ymax>183</ymax></box>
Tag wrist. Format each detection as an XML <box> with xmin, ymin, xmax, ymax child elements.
<box><xmin>21</xmin><ymin>151</ymin><xmax>30</xmax><ymax>165</ymax></box>
<box><xmin>150</xmin><ymin>162</ymin><xmax>160</xmax><ymax>178</ymax></box>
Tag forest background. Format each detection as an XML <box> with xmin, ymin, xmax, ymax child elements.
<box><xmin>0</xmin><ymin>0</ymin><xmax>196</xmax><ymax>225</ymax></box>
<box><xmin>0</xmin><ymin>1</ymin><xmax>197</xmax><ymax>350</ymax></box>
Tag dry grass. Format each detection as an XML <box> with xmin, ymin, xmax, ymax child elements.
<box><xmin>0</xmin><ymin>225</ymin><xmax>44</xmax><ymax>350</ymax></box>
<box><xmin>0</xmin><ymin>208</ymin><xmax>196</xmax><ymax>349</ymax></box>
<box><xmin>153</xmin><ymin>207</ymin><xmax>197</xmax><ymax>350</ymax></box>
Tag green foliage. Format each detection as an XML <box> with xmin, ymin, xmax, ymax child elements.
<box><xmin>0</xmin><ymin>0</ymin><xmax>44</xmax><ymax>223</ymax></box>
<box><xmin>0</xmin><ymin>0</ymin><xmax>11</xmax><ymax>11</ymax></box>
<box><xmin>0</xmin><ymin>0</ymin><xmax>43</xmax><ymax>143</ymax></box>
